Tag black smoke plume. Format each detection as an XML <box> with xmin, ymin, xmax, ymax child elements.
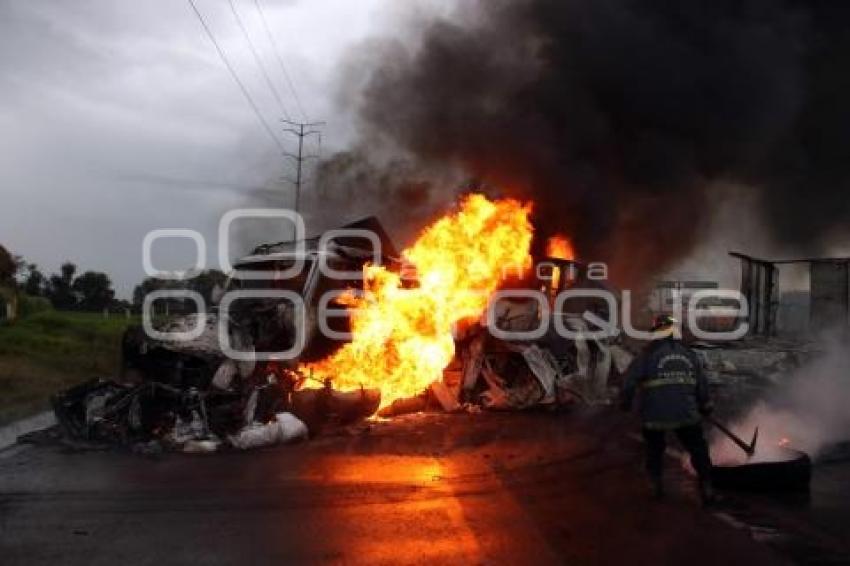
<box><xmin>318</xmin><ymin>0</ymin><xmax>850</xmax><ymax>286</ymax></box>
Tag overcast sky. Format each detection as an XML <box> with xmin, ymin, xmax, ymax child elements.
<box><xmin>0</xmin><ymin>0</ymin><xmax>456</xmax><ymax>297</ymax></box>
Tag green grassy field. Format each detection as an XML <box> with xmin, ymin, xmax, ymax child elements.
<box><xmin>0</xmin><ymin>310</ymin><xmax>138</xmax><ymax>425</ymax></box>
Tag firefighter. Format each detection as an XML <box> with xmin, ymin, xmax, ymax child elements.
<box><xmin>621</xmin><ymin>314</ymin><xmax>715</xmax><ymax>504</ymax></box>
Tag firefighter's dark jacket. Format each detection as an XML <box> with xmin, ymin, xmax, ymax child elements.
<box><xmin>621</xmin><ymin>337</ymin><xmax>713</xmax><ymax>430</ymax></box>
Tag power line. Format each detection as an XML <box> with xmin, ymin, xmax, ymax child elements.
<box><xmin>225</xmin><ymin>0</ymin><xmax>291</xmax><ymax>121</ymax></box>
<box><xmin>186</xmin><ymin>0</ymin><xmax>284</xmax><ymax>152</ymax></box>
<box><xmin>281</xmin><ymin>119</ymin><xmax>324</xmax><ymax>217</ymax></box>
<box><xmin>252</xmin><ymin>0</ymin><xmax>309</xmax><ymax>122</ymax></box>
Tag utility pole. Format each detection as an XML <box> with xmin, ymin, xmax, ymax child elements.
<box><xmin>281</xmin><ymin>119</ymin><xmax>324</xmax><ymax>219</ymax></box>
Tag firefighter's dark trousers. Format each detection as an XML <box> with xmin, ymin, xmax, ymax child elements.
<box><xmin>642</xmin><ymin>424</ymin><xmax>712</xmax><ymax>482</ymax></box>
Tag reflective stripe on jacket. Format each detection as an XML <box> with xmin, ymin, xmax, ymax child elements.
<box><xmin>622</xmin><ymin>337</ymin><xmax>711</xmax><ymax>430</ymax></box>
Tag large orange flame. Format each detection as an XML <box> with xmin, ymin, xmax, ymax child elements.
<box><xmin>303</xmin><ymin>194</ymin><xmax>533</xmax><ymax>406</ymax></box>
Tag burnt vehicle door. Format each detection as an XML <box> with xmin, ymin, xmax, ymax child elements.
<box><xmin>227</xmin><ymin>258</ymin><xmax>315</xmax><ymax>358</ymax></box>
<box><xmin>298</xmin><ymin>254</ymin><xmax>368</xmax><ymax>363</ymax></box>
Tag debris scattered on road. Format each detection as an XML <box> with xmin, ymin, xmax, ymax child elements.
<box><xmin>50</xmin><ymin>369</ymin><xmax>378</xmax><ymax>453</ymax></box>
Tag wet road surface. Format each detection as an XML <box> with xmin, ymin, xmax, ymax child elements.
<box><xmin>1</xmin><ymin>408</ymin><xmax>848</xmax><ymax>565</ymax></box>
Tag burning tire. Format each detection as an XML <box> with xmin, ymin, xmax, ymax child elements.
<box><xmin>711</xmin><ymin>448</ymin><xmax>811</xmax><ymax>492</ymax></box>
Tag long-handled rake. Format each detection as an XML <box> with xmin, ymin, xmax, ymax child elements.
<box><xmin>707</xmin><ymin>416</ymin><xmax>759</xmax><ymax>457</ymax></box>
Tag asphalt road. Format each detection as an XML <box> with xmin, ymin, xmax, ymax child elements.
<box><xmin>1</xmin><ymin>408</ymin><xmax>848</xmax><ymax>565</ymax></box>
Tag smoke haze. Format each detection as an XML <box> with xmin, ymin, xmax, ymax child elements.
<box><xmin>325</xmin><ymin>0</ymin><xmax>850</xmax><ymax>286</ymax></box>
<box><xmin>712</xmin><ymin>335</ymin><xmax>850</xmax><ymax>464</ymax></box>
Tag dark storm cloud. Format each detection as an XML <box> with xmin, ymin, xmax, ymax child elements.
<box><xmin>332</xmin><ymin>0</ymin><xmax>850</xmax><ymax>285</ymax></box>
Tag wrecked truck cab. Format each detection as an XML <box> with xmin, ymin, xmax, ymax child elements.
<box><xmin>122</xmin><ymin>217</ymin><xmax>400</xmax><ymax>387</ymax></box>
<box><xmin>223</xmin><ymin>249</ymin><xmax>367</xmax><ymax>363</ymax></box>
<box><xmin>109</xmin><ymin>220</ymin><xmax>395</xmax><ymax>446</ymax></box>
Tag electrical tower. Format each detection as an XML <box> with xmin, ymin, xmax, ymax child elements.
<box><xmin>281</xmin><ymin>119</ymin><xmax>325</xmax><ymax>218</ymax></box>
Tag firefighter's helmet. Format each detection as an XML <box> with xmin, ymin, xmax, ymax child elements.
<box><xmin>650</xmin><ymin>314</ymin><xmax>678</xmax><ymax>332</ymax></box>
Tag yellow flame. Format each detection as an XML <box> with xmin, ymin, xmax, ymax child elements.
<box><xmin>302</xmin><ymin>194</ymin><xmax>533</xmax><ymax>406</ymax></box>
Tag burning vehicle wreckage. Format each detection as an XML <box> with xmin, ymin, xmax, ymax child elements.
<box><xmin>50</xmin><ymin>196</ymin><xmax>634</xmax><ymax>453</ymax></box>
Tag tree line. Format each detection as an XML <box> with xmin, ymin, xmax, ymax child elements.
<box><xmin>1</xmin><ymin>244</ymin><xmax>124</xmax><ymax>312</ymax></box>
<box><xmin>0</xmin><ymin>244</ymin><xmax>226</xmax><ymax>313</ymax></box>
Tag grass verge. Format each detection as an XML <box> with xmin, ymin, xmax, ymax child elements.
<box><xmin>0</xmin><ymin>310</ymin><xmax>138</xmax><ymax>425</ymax></box>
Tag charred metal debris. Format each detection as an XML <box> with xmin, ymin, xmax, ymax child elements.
<box><xmin>48</xmin><ymin>219</ymin><xmax>636</xmax><ymax>452</ymax></box>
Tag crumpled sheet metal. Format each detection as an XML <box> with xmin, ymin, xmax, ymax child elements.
<box><xmin>473</xmin><ymin>341</ymin><xmax>563</xmax><ymax>410</ymax></box>
<box><xmin>459</xmin><ymin>317</ymin><xmax>627</xmax><ymax>409</ymax></box>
